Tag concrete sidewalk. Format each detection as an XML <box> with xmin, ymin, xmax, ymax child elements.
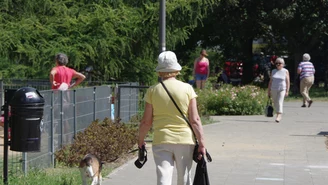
<box><xmin>103</xmin><ymin>101</ymin><xmax>328</xmax><ymax>185</ymax></box>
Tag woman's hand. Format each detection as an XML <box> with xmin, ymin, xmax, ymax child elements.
<box><xmin>138</xmin><ymin>141</ymin><xmax>146</xmax><ymax>149</ymax></box>
<box><xmin>285</xmin><ymin>91</ymin><xmax>289</xmax><ymax>97</ymax></box>
<box><xmin>197</xmin><ymin>145</ymin><xmax>206</xmax><ymax>160</ymax></box>
<box><xmin>52</xmin><ymin>81</ymin><xmax>58</xmax><ymax>87</ymax></box>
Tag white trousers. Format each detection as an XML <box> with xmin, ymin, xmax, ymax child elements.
<box><xmin>270</xmin><ymin>89</ymin><xmax>286</xmax><ymax>113</ymax></box>
<box><xmin>152</xmin><ymin>144</ymin><xmax>194</xmax><ymax>185</ymax></box>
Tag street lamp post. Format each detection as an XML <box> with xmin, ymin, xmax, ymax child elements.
<box><xmin>158</xmin><ymin>0</ymin><xmax>166</xmax><ymax>82</ymax></box>
<box><xmin>159</xmin><ymin>0</ymin><xmax>166</xmax><ymax>53</ymax></box>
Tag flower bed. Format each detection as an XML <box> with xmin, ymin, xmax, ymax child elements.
<box><xmin>197</xmin><ymin>85</ymin><xmax>267</xmax><ymax>116</ymax></box>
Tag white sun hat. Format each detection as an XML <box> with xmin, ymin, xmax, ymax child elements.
<box><xmin>155</xmin><ymin>51</ymin><xmax>182</xmax><ymax>72</ymax></box>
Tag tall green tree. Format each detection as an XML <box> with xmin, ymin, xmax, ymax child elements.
<box><xmin>179</xmin><ymin>0</ymin><xmax>328</xmax><ymax>82</ymax></box>
<box><xmin>0</xmin><ymin>0</ymin><xmax>220</xmax><ymax>85</ymax></box>
<box><xmin>269</xmin><ymin>0</ymin><xmax>328</xmax><ymax>79</ymax></box>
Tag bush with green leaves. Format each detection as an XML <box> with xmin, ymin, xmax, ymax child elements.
<box><xmin>55</xmin><ymin>118</ymin><xmax>138</xmax><ymax>167</ymax></box>
<box><xmin>197</xmin><ymin>84</ymin><xmax>267</xmax><ymax>115</ymax></box>
<box><xmin>0</xmin><ymin>0</ymin><xmax>220</xmax><ymax>84</ymax></box>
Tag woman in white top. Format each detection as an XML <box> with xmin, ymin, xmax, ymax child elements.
<box><xmin>267</xmin><ymin>58</ymin><xmax>290</xmax><ymax>122</ymax></box>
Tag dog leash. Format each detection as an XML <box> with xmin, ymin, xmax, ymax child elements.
<box><xmin>134</xmin><ymin>145</ymin><xmax>147</xmax><ymax>169</ymax></box>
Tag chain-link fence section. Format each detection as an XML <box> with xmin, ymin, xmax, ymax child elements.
<box><xmin>115</xmin><ymin>83</ymin><xmax>148</xmax><ymax>123</ymax></box>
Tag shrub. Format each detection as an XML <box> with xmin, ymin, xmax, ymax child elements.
<box><xmin>197</xmin><ymin>84</ymin><xmax>267</xmax><ymax>115</ymax></box>
<box><xmin>55</xmin><ymin>118</ymin><xmax>138</xmax><ymax>167</ymax></box>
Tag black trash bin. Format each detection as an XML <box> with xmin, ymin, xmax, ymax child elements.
<box><xmin>9</xmin><ymin>87</ymin><xmax>45</xmax><ymax>152</ymax></box>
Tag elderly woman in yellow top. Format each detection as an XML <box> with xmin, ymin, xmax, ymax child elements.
<box><xmin>138</xmin><ymin>51</ymin><xmax>207</xmax><ymax>185</ymax></box>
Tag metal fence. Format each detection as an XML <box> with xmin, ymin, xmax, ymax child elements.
<box><xmin>115</xmin><ymin>84</ymin><xmax>148</xmax><ymax>123</ymax></box>
<box><xmin>0</xmin><ymin>79</ymin><xmax>148</xmax><ymax>177</ymax></box>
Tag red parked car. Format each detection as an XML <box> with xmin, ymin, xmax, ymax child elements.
<box><xmin>224</xmin><ymin>60</ymin><xmax>243</xmax><ymax>85</ymax></box>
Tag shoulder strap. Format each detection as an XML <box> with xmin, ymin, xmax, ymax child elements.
<box><xmin>160</xmin><ymin>81</ymin><xmax>197</xmax><ymax>141</ymax></box>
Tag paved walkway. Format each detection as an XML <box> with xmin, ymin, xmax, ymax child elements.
<box><xmin>103</xmin><ymin>102</ymin><xmax>328</xmax><ymax>185</ymax></box>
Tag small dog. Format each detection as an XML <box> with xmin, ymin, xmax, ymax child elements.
<box><xmin>79</xmin><ymin>154</ymin><xmax>103</xmax><ymax>185</ymax></box>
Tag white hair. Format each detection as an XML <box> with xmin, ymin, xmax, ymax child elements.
<box><xmin>275</xmin><ymin>57</ymin><xmax>285</xmax><ymax>66</ymax></box>
<box><xmin>303</xmin><ymin>53</ymin><xmax>311</xmax><ymax>61</ymax></box>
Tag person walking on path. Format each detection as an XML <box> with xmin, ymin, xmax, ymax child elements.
<box><xmin>50</xmin><ymin>53</ymin><xmax>86</xmax><ymax>91</ymax></box>
<box><xmin>267</xmin><ymin>57</ymin><xmax>290</xmax><ymax>123</ymax></box>
<box><xmin>193</xmin><ymin>49</ymin><xmax>210</xmax><ymax>89</ymax></box>
<box><xmin>138</xmin><ymin>51</ymin><xmax>207</xmax><ymax>185</ymax></box>
<box><xmin>297</xmin><ymin>53</ymin><xmax>315</xmax><ymax>108</ymax></box>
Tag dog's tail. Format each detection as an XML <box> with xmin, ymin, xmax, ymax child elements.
<box><xmin>95</xmin><ymin>156</ymin><xmax>105</xmax><ymax>171</ymax></box>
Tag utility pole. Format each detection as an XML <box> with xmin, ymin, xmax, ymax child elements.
<box><xmin>159</xmin><ymin>0</ymin><xmax>166</xmax><ymax>53</ymax></box>
<box><xmin>158</xmin><ymin>0</ymin><xmax>166</xmax><ymax>82</ymax></box>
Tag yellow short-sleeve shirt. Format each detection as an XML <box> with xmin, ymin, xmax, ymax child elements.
<box><xmin>144</xmin><ymin>80</ymin><xmax>198</xmax><ymax>145</ymax></box>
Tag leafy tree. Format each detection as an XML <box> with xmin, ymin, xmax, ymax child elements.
<box><xmin>179</xmin><ymin>0</ymin><xmax>328</xmax><ymax>83</ymax></box>
<box><xmin>0</xmin><ymin>0</ymin><xmax>220</xmax><ymax>85</ymax></box>
<box><xmin>269</xmin><ymin>0</ymin><xmax>328</xmax><ymax>80</ymax></box>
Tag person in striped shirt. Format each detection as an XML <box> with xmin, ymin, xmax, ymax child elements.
<box><xmin>297</xmin><ymin>53</ymin><xmax>315</xmax><ymax>107</ymax></box>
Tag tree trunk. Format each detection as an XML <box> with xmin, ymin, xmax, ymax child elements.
<box><xmin>292</xmin><ymin>51</ymin><xmax>302</xmax><ymax>94</ymax></box>
<box><xmin>242</xmin><ymin>38</ymin><xmax>255</xmax><ymax>84</ymax></box>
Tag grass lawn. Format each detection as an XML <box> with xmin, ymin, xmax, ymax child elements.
<box><xmin>6</xmin><ymin>151</ymin><xmax>137</xmax><ymax>185</ymax></box>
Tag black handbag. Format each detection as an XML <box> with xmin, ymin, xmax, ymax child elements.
<box><xmin>193</xmin><ymin>156</ymin><xmax>210</xmax><ymax>185</ymax></box>
<box><xmin>160</xmin><ymin>81</ymin><xmax>212</xmax><ymax>161</ymax></box>
<box><xmin>265</xmin><ymin>98</ymin><xmax>274</xmax><ymax>117</ymax></box>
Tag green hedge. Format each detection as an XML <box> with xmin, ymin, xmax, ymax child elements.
<box><xmin>197</xmin><ymin>84</ymin><xmax>267</xmax><ymax>116</ymax></box>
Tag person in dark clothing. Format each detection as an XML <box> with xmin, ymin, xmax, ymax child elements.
<box><xmin>215</xmin><ymin>66</ymin><xmax>229</xmax><ymax>84</ymax></box>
